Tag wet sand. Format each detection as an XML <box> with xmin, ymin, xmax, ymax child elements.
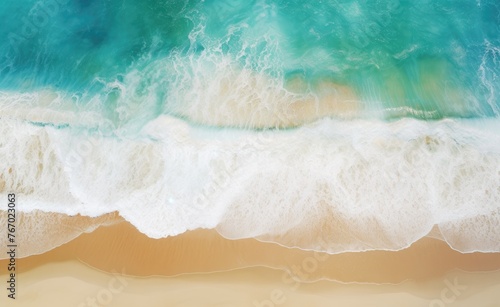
<box><xmin>1</xmin><ymin>219</ymin><xmax>500</xmax><ymax>306</ymax></box>
<box><xmin>1</xmin><ymin>261</ymin><xmax>500</xmax><ymax>307</ymax></box>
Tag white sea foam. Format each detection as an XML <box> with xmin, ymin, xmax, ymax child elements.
<box><xmin>1</xmin><ymin>106</ymin><xmax>499</xmax><ymax>255</ymax></box>
<box><xmin>0</xmin><ymin>211</ymin><xmax>118</xmax><ymax>258</ymax></box>
<box><xmin>116</xmin><ymin>53</ymin><xmax>360</xmax><ymax>129</ymax></box>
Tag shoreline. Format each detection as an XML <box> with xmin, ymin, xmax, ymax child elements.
<box><xmin>1</xmin><ymin>256</ymin><xmax>500</xmax><ymax>306</ymax></box>
<box><xmin>2</xmin><ymin>220</ymin><xmax>500</xmax><ymax>284</ymax></box>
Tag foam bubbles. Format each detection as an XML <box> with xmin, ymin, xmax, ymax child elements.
<box><xmin>1</xmin><ymin>112</ymin><xmax>499</xmax><ymax>255</ymax></box>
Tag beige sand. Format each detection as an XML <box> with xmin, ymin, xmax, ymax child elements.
<box><xmin>1</xmin><ymin>219</ymin><xmax>500</xmax><ymax>306</ymax></box>
<box><xmin>1</xmin><ymin>258</ymin><xmax>500</xmax><ymax>306</ymax></box>
<box><xmin>3</xmin><ymin>220</ymin><xmax>500</xmax><ymax>282</ymax></box>
<box><xmin>171</xmin><ymin>68</ymin><xmax>360</xmax><ymax>128</ymax></box>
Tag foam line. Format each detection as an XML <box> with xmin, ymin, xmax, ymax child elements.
<box><xmin>1</xmin><ymin>114</ymin><xmax>499</xmax><ymax>254</ymax></box>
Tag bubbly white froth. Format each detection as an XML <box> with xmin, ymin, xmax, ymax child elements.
<box><xmin>0</xmin><ymin>114</ymin><xmax>499</xmax><ymax>255</ymax></box>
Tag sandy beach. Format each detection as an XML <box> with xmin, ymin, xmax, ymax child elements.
<box><xmin>1</xmin><ymin>1</ymin><xmax>499</xmax><ymax>306</ymax></box>
<box><xmin>1</xmin><ymin>217</ymin><xmax>500</xmax><ymax>306</ymax></box>
<box><xmin>2</xmin><ymin>261</ymin><xmax>500</xmax><ymax>307</ymax></box>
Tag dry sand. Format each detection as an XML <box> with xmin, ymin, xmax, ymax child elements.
<box><xmin>1</xmin><ymin>219</ymin><xmax>500</xmax><ymax>306</ymax></box>
<box><xmin>1</xmin><ymin>261</ymin><xmax>500</xmax><ymax>307</ymax></box>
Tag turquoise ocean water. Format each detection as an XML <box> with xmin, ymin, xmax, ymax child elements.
<box><xmin>0</xmin><ymin>0</ymin><xmax>499</xmax><ymax>130</ymax></box>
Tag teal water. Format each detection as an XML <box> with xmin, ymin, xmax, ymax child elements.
<box><xmin>0</xmin><ymin>0</ymin><xmax>499</xmax><ymax>129</ymax></box>
<box><xmin>1</xmin><ymin>1</ymin><xmax>500</xmax><ymax>254</ymax></box>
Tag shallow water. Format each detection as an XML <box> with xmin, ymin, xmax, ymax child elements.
<box><xmin>0</xmin><ymin>1</ymin><xmax>499</xmax><ymax>305</ymax></box>
<box><xmin>1</xmin><ymin>0</ymin><xmax>499</xmax><ymax>130</ymax></box>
